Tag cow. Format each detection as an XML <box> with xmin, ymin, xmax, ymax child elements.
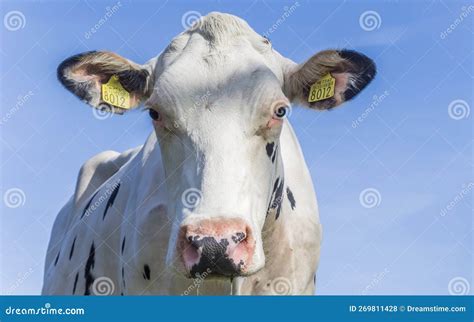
<box><xmin>42</xmin><ymin>12</ymin><xmax>375</xmax><ymax>295</ymax></box>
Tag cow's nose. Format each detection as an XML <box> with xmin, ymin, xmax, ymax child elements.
<box><xmin>179</xmin><ymin>218</ymin><xmax>255</xmax><ymax>277</ymax></box>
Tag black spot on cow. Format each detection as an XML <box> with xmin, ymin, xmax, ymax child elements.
<box><xmin>72</xmin><ymin>272</ymin><xmax>79</xmax><ymax>294</ymax></box>
<box><xmin>103</xmin><ymin>183</ymin><xmax>121</xmax><ymax>220</ymax></box>
<box><xmin>265</xmin><ymin>142</ymin><xmax>279</xmax><ymax>163</ymax></box>
<box><xmin>122</xmin><ymin>266</ymin><xmax>126</xmax><ymax>288</ymax></box>
<box><xmin>81</xmin><ymin>190</ymin><xmax>99</xmax><ymax>219</ymax></box>
<box><xmin>286</xmin><ymin>187</ymin><xmax>296</xmax><ymax>210</ymax></box>
<box><xmin>121</xmin><ymin>236</ymin><xmax>126</xmax><ymax>255</ymax></box>
<box><xmin>272</xmin><ymin>178</ymin><xmax>280</xmax><ymax>193</ymax></box>
<box><xmin>84</xmin><ymin>242</ymin><xmax>95</xmax><ymax>295</ymax></box>
<box><xmin>54</xmin><ymin>251</ymin><xmax>60</xmax><ymax>266</ymax></box>
<box><xmin>143</xmin><ymin>264</ymin><xmax>151</xmax><ymax>280</ymax></box>
<box><xmin>69</xmin><ymin>237</ymin><xmax>77</xmax><ymax>260</ymax></box>
<box><xmin>266</xmin><ymin>142</ymin><xmax>275</xmax><ymax>158</ymax></box>
<box><xmin>271</xmin><ymin>145</ymin><xmax>278</xmax><ymax>163</ymax></box>
<box><xmin>267</xmin><ymin>177</ymin><xmax>285</xmax><ymax>219</ymax></box>
<box><xmin>267</xmin><ymin>178</ymin><xmax>280</xmax><ymax>217</ymax></box>
<box><xmin>274</xmin><ymin>178</ymin><xmax>284</xmax><ymax>219</ymax></box>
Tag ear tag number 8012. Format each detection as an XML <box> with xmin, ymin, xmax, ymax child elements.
<box><xmin>308</xmin><ymin>74</ymin><xmax>336</xmax><ymax>103</ymax></box>
<box><xmin>101</xmin><ymin>75</ymin><xmax>131</xmax><ymax>109</ymax></box>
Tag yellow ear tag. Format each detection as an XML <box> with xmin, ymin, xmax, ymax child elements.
<box><xmin>308</xmin><ymin>73</ymin><xmax>336</xmax><ymax>103</ymax></box>
<box><xmin>101</xmin><ymin>75</ymin><xmax>131</xmax><ymax>109</ymax></box>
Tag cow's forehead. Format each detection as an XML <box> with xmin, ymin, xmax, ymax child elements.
<box><xmin>184</xmin><ymin>12</ymin><xmax>259</xmax><ymax>44</ymax></box>
<box><xmin>146</xmin><ymin>13</ymin><xmax>284</xmax><ymax>113</ymax></box>
<box><xmin>162</xmin><ymin>12</ymin><xmax>268</xmax><ymax>68</ymax></box>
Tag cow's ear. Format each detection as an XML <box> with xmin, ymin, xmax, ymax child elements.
<box><xmin>57</xmin><ymin>51</ymin><xmax>154</xmax><ymax>113</ymax></box>
<box><xmin>283</xmin><ymin>50</ymin><xmax>376</xmax><ymax>110</ymax></box>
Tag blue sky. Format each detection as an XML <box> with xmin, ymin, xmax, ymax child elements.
<box><xmin>0</xmin><ymin>0</ymin><xmax>472</xmax><ymax>295</ymax></box>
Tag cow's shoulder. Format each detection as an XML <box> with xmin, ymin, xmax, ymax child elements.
<box><xmin>73</xmin><ymin>147</ymin><xmax>141</xmax><ymax>207</ymax></box>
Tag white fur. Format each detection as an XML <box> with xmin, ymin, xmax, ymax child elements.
<box><xmin>42</xmin><ymin>12</ymin><xmax>322</xmax><ymax>295</ymax></box>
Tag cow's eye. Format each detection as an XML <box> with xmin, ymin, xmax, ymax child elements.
<box><xmin>273</xmin><ymin>106</ymin><xmax>289</xmax><ymax>119</ymax></box>
<box><xmin>149</xmin><ymin>109</ymin><xmax>161</xmax><ymax>121</ymax></box>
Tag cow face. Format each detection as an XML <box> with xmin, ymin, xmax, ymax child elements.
<box><xmin>57</xmin><ymin>12</ymin><xmax>375</xmax><ymax>279</ymax></box>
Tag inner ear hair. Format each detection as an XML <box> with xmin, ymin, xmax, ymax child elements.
<box><xmin>284</xmin><ymin>50</ymin><xmax>351</xmax><ymax>102</ymax></box>
<box><xmin>57</xmin><ymin>51</ymin><xmax>150</xmax><ymax>107</ymax></box>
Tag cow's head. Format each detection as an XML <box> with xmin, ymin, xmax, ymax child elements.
<box><xmin>58</xmin><ymin>12</ymin><xmax>375</xmax><ymax>279</ymax></box>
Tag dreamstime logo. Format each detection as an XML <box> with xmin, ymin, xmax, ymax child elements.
<box><xmin>84</xmin><ymin>1</ymin><xmax>122</xmax><ymax>39</ymax></box>
<box><xmin>448</xmin><ymin>277</ymin><xmax>470</xmax><ymax>295</ymax></box>
<box><xmin>173</xmin><ymin>91</ymin><xmax>211</xmax><ymax>129</ymax></box>
<box><xmin>359</xmin><ymin>10</ymin><xmax>382</xmax><ymax>31</ymax></box>
<box><xmin>6</xmin><ymin>267</ymin><xmax>34</xmax><ymax>295</ymax></box>
<box><xmin>181</xmin><ymin>268</ymin><xmax>212</xmax><ymax>295</ymax></box>
<box><xmin>269</xmin><ymin>195</ymin><xmax>284</xmax><ymax>210</ymax></box>
<box><xmin>439</xmin><ymin>182</ymin><xmax>473</xmax><ymax>217</ymax></box>
<box><xmin>83</xmin><ymin>179</ymin><xmax>121</xmax><ymax>217</ymax></box>
<box><xmin>92</xmin><ymin>104</ymin><xmax>115</xmax><ymax>120</ymax></box>
<box><xmin>351</xmin><ymin>90</ymin><xmax>390</xmax><ymax>128</ymax></box>
<box><xmin>362</xmin><ymin>268</ymin><xmax>390</xmax><ymax>295</ymax></box>
<box><xmin>181</xmin><ymin>188</ymin><xmax>203</xmax><ymax>209</ymax></box>
<box><xmin>262</xmin><ymin>1</ymin><xmax>301</xmax><ymax>38</ymax></box>
<box><xmin>359</xmin><ymin>188</ymin><xmax>381</xmax><ymax>209</ymax></box>
<box><xmin>92</xmin><ymin>276</ymin><xmax>115</xmax><ymax>295</ymax></box>
<box><xmin>181</xmin><ymin>11</ymin><xmax>202</xmax><ymax>30</ymax></box>
<box><xmin>193</xmin><ymin>91</ymin><xmax>211</xmax><ymax>109</ymax></box>
<box><xmin>3</xmin><ymin>188</ymin><xmax>26</xmax><ymax>208</ymax></box>
<box><xmin>448</xmin><ymin>99</ymin><xmax>470</xmax><ymax>120</ymax></box>
<box><xmin>440</xmin><ymin>5</ymin><xmax>474</xmax><ymax>39</ymax></box>
<box><xmin>271</xmin><ymin>277</ymin><xmax>293</xmax><ymax>295</ymax></box>
<box><xmin>0</xmin><ymin>90</ymin><xmax>34</xmax><ymax>126</ymax></box>
<box><xmin>3</xmin><ymin>11</ymin><xmax>26</xmax><ymax>31</ymax></box>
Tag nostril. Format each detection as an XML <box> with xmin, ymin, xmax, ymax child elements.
<box><xmin>182</xmin><ymin>236</ymin><xmax>201</xmax><ymax>267</ymax></box>
<box><xmin>232</xmin><ymin>232</ymin><xmax>247</xmax><ymax>244</ymax></box>
<box><xmin>188</xmin><ymin>236</ymin><xmax>199</xmax><ymax>249</ymax></box>
<box><xmin>232</xmin><ymin>225</ymin><xmax>253</xmax><ymax>246</ymax></box>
